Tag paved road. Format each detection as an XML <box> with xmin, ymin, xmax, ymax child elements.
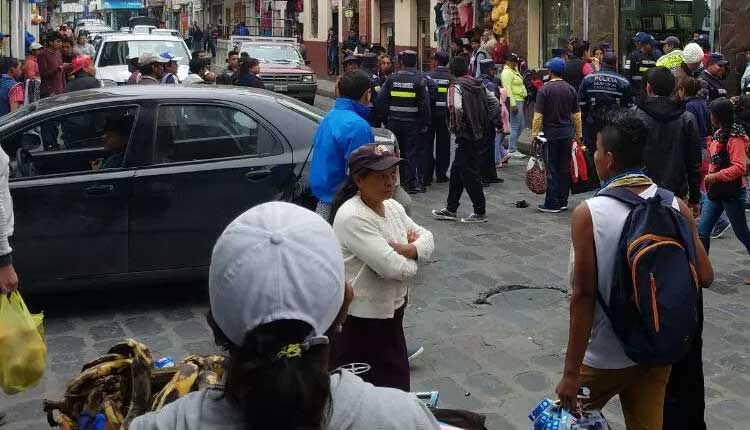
<box><xmin>2</xmin><ymin>95</ymin><xmax>749</xmax><ymax>430</ymax></box>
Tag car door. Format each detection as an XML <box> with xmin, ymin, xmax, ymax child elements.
<box><xmin>2</xmin><ymin>105</ymin><xmax>142</xmax><ymax>286</ymax></box>
<box><xmin>129</xmin><ymin>101</ymin><xmax>293</xmax><ymax>272</ymax></box>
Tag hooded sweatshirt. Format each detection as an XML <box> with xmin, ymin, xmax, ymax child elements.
<box><xmin>448</xmin><ymin>75</ymin><xmax>488</xmax><ymax>143</ymax></box>
<box><xmin>129</xmin><ymin>370</ymin><xmax>441</xmax><ymax>430</ymax></box>
<box><xmin>636</xmin><ymin>96</ymin><xmax>703</xmax><ymax>204</ymax></box>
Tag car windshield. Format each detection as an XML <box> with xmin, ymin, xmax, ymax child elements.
<box><xmin>99</xmin><ymin>40</ymin><xmax>189</xmax><ymax>67</ymax></box>
<box><xmin>242</xmin><ymin>44</ymin><xmax>302</xmax><ymax>64</ymax></box>
<box><xmin>0</xmin><ymin>104</ymin><xmax>37</xmax><ymax>128</ymax></box>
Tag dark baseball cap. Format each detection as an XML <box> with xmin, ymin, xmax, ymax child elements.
<box><xmin>434</xmin><ymin>50</ymin><xmax>450</xmax><ymax>63</ymax></box>
<box><xmin>348</xmin><ymin>144</ymin><xmax>404</xmax><ymax>174</ymax></box>
<box><xmin>633</xmin><ymin>32</ymin><xmax>655</xmax><ymax>45</ymax></box>
<box><xmin>342</xmin><ymin>55</ymin><xmax>361</xmax><ymax>64</ymax></box>
<box><xmin>505</xmin><ymin>52</ymin><xmax>519</xmax><ymax>63</ymax></box>
<box><xmin>603</xmin><ymin>51</ymin><xmax>618</xmax><ymax>66</ymax></box>
<box><xmin>707</xmin><ymin>52</ymin><xmax>728</xmax><ymax>66</ymax></box>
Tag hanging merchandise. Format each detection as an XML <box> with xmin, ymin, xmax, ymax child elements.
<box><xmin>490</xmin><ymin>0</ymin><xmax>509</xmax><ymax>36</ymax></box>
<box><xmin>457</xmin><ymin>0</ymin><xmax>473</xmax><ymax>35</ymax></box>
<box><xmin>434</xmin><ymin>1</ymin><xmax>445</xmax><ymax>27</ymax></box>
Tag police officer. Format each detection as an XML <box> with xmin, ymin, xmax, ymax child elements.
<box><xmin>361</xmin><ymin>52</ymin><xmax>381</xmax><ymax>127</ymax></box>
<box><xmin>426</xmin><ymin>51</ymin><xmax>452</xmax><ymax>183</ymax></box>
<box><xmin>579</xmin><ymin>51</ymin><xmax>633</xmax><ymax>184</ymax></box>
<box><xmin>376</xmin><ymin>50</ymin><xmax>431</xmax><ymax>193</ymax></box>
<box><xmin>478</xmin><ymin>58</ymin><xmax>503</xmax><ymax>185</ymax></box>
<box><xmin>623</xmin><ymin>32</ymin><xmax>659</xmax><ymax>103</ymax></box>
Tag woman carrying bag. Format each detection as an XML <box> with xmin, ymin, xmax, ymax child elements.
<box><xmin>330</xmin><ymin>144</ymin><xmax>434</xmax><ymax>391</ymax></box>
<box><xmin>698</xmin><ymin>98</ymin><xmax>750</xmax><ymax>285</ymax></box>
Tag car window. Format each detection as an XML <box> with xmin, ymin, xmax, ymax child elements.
<box><xmin>278</xmin><ymin>98</ymin><xmax>325</xmax><ymax>123</ymax></box>
<box><xmin>99</xmin><ymin>40</ymin><xmax>189</xmax><ymax>67</ymax></box>
<box><xmin>155</xmin><ymin>105</ymin><xmax>282</xmax><ymax>164</ymax></box>
<box><xmin>3</xmin><ymin>106</ymin><xmax>139</xmax><ymax>178</ymax></box>
<box><xmin>240</xmin><ymin>44</ymin><xmax>302</xmax><ymax>64</ymax></box>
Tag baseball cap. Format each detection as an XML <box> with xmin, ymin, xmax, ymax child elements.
<box><xmin>505</xmin><ymin>52</ymin><xmax>519</xmax><ymax>63</ymax></box>
<box><xmin>348</xmin><ymin>143</ymin><xmax>404</xmax><ymax>175</ymax></box>
<box><xmin>633</xmin><ymin>32</ymin><xmax>655</xmax><ymax>45</ymax></box>
<box><xmin>707</xmin><ymin>52</ymin><xmax>728</xmax><ymax>66</ymax></box>
<box><xmin>683</xmin><ymin>43</ymin><xmax>704</xmax><ymax>64</ymax></box>
<box><xmin>603</xmin><ymin>51</ymin><xmax>618</xmax><ymax>66</ymax></box>
<box><xmin>479</xmin><ymin>58</ymin><xmax>496</xmax><ymax>75</ymax></box>
<box><xmin>545</xmin><ymin>57</ymin><xmax>566</xmax><ymax>75</ymax></box>
<box><xmin>661</xmin><ymin>36</ymin><xmax>682</xmax><ymax>48</ymax></box>
<box><xmin>362</xmin><ymin>52</ymin><xmax>378</xmax><ymax>69</ymax></box>
<box><xmin>138</xmin><ymin>52</ymin><xmax>169</xmax><ymax>66</ymax></box>
<box><xmin>29</xmin><ymin>42</ymin><xmax>42</xmax><ymax>50</ymax></box>
<box><xmin>342</xmin><ymin>54</ymin><xmax>361</xmax><ymax>64</ymax></box>
<box><xmin>159</xmin><ymin>52</ymin><xmax>183</xmax><ymax>62</ymax></box>
<box><xmin>70</xmin><ymin>55</ymin><xmax>93</xmax><ymax>75</ymax></box>
<box><xmin>399</xmin><ymin>50</ymin><xmax>417</xmax><ymax>62</ymax></box>
<box><xmin>434</xmin><ymin>50</ymin><xmax>450</xmax><ymax>64</ymax></box>
<box><xmin>209</xmin><ymin>202</ymin><xmax>345</xmax><ymax>347</ymax></box>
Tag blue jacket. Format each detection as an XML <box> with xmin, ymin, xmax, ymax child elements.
<box><xmin>310</xmin><ymin>98</ymin><xmax>374</xmax><ymax>204</ymax></box>
<box><xmin>684</xmin><ymin>96</ymin><xmax>710</xmax><ymax>148</ymax></box>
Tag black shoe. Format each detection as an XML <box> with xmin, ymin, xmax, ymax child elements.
<box><xmin>436</xmin><ymin>176</ymin><xmax>449</xmax><ymax>183</ymax></box>
<box><xmin>485</xmin><ymin>177</ymin><xmax>504</xmax><ymax>184</ymax></box>
<box><xmin>405</xmin><ymin>187</ymin><xmax>420</xmax><ymax>195</ymax></box>
<box><xmin>481</xmin><ymin>181</ymin><xmax>490</xmax><ymax>188</ymax></box>
<box><xmin>416</xmin><ymin>186</ymin><xmax>427</xmax><ymax>193</ymax></box>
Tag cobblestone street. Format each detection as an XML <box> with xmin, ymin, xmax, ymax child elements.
<box><xmin>2</xmin><ymin>97</ymin><xmax>749</xmax><ymax>430</ymax></box>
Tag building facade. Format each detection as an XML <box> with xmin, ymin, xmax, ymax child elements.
<box><xmin>303</xmin><ymin>0</ymin><xmax>750</xmax><ymax>94</ymax></box>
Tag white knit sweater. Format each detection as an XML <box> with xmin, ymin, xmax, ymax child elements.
<box><xmin>333</xmin><ymin>196</ymin><xmax>434</xmax><ymax>319</ymax></box>
<box><xmin>0</xmin><ymin>148</ymin><xmax>14</xmax><ymax>259</ymax></box>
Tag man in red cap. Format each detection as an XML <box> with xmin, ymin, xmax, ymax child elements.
<box><xmin>63</xmin><ymin>55</ymin><xmax>100</xmax><ymax>93</ymax></box>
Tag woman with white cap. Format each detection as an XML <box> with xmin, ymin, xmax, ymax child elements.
<box><xmin>129</xmin><ymin>202</ymin><xmax>441</xmax><ymax>430</ymax></box>
<box><xmin>329</xmin><ymin>144</ymin><xmax>434</xmax><ymax>391</ymax></box>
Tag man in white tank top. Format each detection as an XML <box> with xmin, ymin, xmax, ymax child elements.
<box><xmin>555</xmin><ymin>112</ymin><xmax>713</xmax><ymax>430</ymax></box>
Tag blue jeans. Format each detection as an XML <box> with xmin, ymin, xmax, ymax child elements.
<box><xmin>697</xmin><ymin>188</ymin><xmax>750</xmax><ymax>254</ymax></box>
<box><xmin>508</xmin><ymin>107</ymin><xmax>524</xmax><ymax>153</ymax></box>
<box><xmin>327</xmin><ymin>47</ymin><xmax>339</xmax><ymax>74</ymax></box>
<box><xmin>494</xmin><ymin>133</ymin><xmax>508</xmax><ymax>163</ymax></box>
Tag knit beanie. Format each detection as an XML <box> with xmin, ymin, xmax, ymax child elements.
<box><xmin>683</xmin><ymin>43</ymin><xmax>704</xmax><ymax>65</ymax></box>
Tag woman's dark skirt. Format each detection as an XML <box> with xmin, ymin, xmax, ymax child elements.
<box><xmin>331</xmin><ymin>302</ymin><xmax>410</xmax><ymax>391</ymax></box>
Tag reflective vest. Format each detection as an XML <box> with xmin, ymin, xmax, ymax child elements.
<box><xmin>428</xmin><ymin>67</ymin><xmax>451</xmax><ymax>112</ymax></box>
<box><xmin>386</xmin><ymin>69</ymin><xmax>421</xmax><ymax>122</ymax></box>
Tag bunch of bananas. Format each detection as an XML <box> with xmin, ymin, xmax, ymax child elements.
<box><xmin>43</xmin><ymin>339</ymin><xmax>225</xmax><ymax>430</ymax></box>
<box><xmin>490</xmin><ymin>0</ymin><xmax>510</xmax><ymax>36</ymax></box>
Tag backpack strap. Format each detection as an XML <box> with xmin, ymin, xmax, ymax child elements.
<box><xmin>597</xmin><ymin>187</ymin><xmax>645</xmax><ymax>206</ymax></box>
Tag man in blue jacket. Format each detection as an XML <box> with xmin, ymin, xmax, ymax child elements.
<box><xmin>310</xmin><ymin>70</ymin><xmax>375</xmax><ymax>219</ymax></box>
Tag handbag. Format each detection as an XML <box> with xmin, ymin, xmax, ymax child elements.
<box><xmin>571</xmin><ymin>139</ymin><xmax>600</xmax><ymax>195</ymax></box>
<box><xmin>707</xmin><ymin>132</ymin><xmax>742</xmax><ymax>201</ymax></box>
<box><xmin>526</xmin><ymin>136</ymin><xmax>547</xmax><ymax>195</ymax></box>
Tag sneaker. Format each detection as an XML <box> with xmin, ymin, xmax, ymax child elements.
<box><xmin>485</xmin><ymin>177</ymin><xmax>504</xmax><ymax>184</ymax></box>
<box><xmin>432</xmin><ymin>208</ymin><xmax>458</xmax><ymax>221</ymax></box>
<box><xmin>407</xmin><ymin>346</ymin><xmax>424</xmax><ymax>362</ymax></box>
<box><xmin>711</xmin><ymin>217</ymin><xmax>731</xmax><ymax>239</ymax></box>
<box><xmin>461</xmin><ymin>213</ymin><xmax>488</xmax><ymax>223</ymax></box>
<box><xmin>405</xmin><ymin>187</ymin><xmax>420</xmax><ymax>195</ymax></box>
<box><xmin>537</xmin><ymin>204</ymin><xmax>563</xmax><ymax>213</ymax></box>
<box><xmin>500</xmin><ymin>153</ymin><xmax>511</xmax><ymax>164</ymax></box>
<box><xmin>497</xmin><ymin>161</ymin><xmax>510</xmax><ymax>168</ymax></box>
<box><xmin>509</xmin><ymin>151</ymin><xmax>527</xmax><ymax>159</ymax></box>
<box><xmin>416</xmin><ymin>186</ymin><xmax>427</xmax><ymax>193</ymax></box>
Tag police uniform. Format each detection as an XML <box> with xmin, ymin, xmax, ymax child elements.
<box><xmin>426</xmin><ymin>52</ymin><xmax>452</xmax><ymax>182</ymax></box>
<box><xmin>478</xmin><ymin>59</ymin><xmax>502</xmax><ymax>184</ymax></box>
<box><xmin>623</xmin><ymin>34</ymin><xmax>659</xmax><ymax>102</ymax></box>
<box><xmin>578</xmin><ymin>62</ymin><xmax>632</xmax><ymax>183</ymax></box>
<box><xmin>376</xmin><ymin>50</ymin><xmax>431</xmax><ymax>192</ymax></box>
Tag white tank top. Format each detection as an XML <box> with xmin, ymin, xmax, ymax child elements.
<box><xmin>569</xmin><ymin>184</ymin><xmax>679</xmax><ymax>369</ymax></box>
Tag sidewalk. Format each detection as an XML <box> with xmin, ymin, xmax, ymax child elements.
<box><xmin>315</xmin><ymin>76</ymin><xmax>534</xmax><ymax>153</ymax></box>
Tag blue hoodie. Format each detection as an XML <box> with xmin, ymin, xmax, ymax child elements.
<box><xmin>310</xmin><ymin>98</ymin><xmax>374</xmax><ymax>204</ymax></box>
<box><xmin>685</xmin><ymin>96</ymin><xmax>710</xmax><ymax>148</ymax></box>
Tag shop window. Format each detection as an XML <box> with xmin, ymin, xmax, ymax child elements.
<box><xmin>311</xmin><ymin>0</ymin><xmax>318</xmax><ymax>37</ymax></box>
<box><xmin>541</xmin><ymin>0</ymin><xmax>572</xmax><ymax>62</ymax></box>
<box><xmin>620</xmin><ymin>0</ymin><xmax>716</xmax><ymax>59</ymax></box>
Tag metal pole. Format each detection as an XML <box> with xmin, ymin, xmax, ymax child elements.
<box><xmin>583</xmin><ymin>0</ymin><xmax>589</xmax><ymax>42</ymax></box>
<box><xmin>10</xmin><ymin>0</ymin><xmax>25</xmax><ymax>59</ymax></box>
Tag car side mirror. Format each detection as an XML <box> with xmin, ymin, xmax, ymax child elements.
<box><xmin>305</xmin><ymin>59</ymin><xmax>311</xmax><ymax>66</ymax></box>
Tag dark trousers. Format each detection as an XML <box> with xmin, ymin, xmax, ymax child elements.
<box><xmin>583</xmin><ymin>122</ymin><xmax>601</xmax><ymax>184</ymax></box>
<box><xmin>544</xmin><ymin>137</ymin><xmax>573</xmax><ymax>209</ymax></box>
<box><xmin>479</xmin><ymin>130</ymin><xmax>499</xmax><ymax>181</ymax></box>
<box><xmin>423</xmin><ymin>114</ymin><xmax>450</xmax><ymax>182</ymax></box>
<box><xmin>332</xmin><ymin>302</ymin><xmax>409</xmax><ymax>391</ymax></box>
<box><xmin>447</xmin><ymin>140</ymin><xmax>486</xmax><ymax>215</ymax></box>
<box><xmin>388</xmin><ymin>121</ymin><xmax>421</xmax><ymax>189</ymax></box>
<box><xmin>664</xmin><ymin>297</ymin><xmax>705</xmax><ymax>430</ymax></box>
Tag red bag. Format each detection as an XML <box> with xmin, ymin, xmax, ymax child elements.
<box><xmin>570</xmin><ymin>139</ymin><xmax>588</xmax><ymax>184</ymax></box>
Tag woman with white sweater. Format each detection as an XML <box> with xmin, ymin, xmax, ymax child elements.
<box><xmin>330</xmin><ymin>144</ymin><xmax>434</xmax><ymax>391</ymax></box>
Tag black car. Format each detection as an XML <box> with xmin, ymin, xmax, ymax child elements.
<box><xmin>0</xmin><ymin>86</ymin><xmax>392</xmax><ymax>291</ymax></box>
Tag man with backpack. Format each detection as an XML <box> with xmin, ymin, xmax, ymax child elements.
<box><xmin>431</xmin><ymin>56</ymin><xmax>492</xmax><ymax>224</ymax></box>
<box><xmin>556</xmin><ymin>111</ymin><xmax>713</xmax><ymax>430</ymax></box>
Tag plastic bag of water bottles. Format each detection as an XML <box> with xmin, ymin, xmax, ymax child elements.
<box><xmin>528</xmin><ymin>398</ymin><xmax>610</xmax><ymax>430</ymax></box>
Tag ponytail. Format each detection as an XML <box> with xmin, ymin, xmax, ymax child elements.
<box><xmin>328</xmin><ymin>174</ymin><xmax>361</xmax><ymax>224</ymax></box>
<box><xmin>207</xmin><ymin>313</ymin><xmax>332</xmax><ymax>430</ymax></box>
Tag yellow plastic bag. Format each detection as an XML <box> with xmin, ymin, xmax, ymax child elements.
<box><xmin>0</xmin><ymin>291</ymin><xmax>46</xmax><ymax>394</ymax></box>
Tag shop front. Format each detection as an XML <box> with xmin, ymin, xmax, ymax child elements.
<box><xmin>102</xmin><ymin>0</ymin><xmax>145</xmax><ymax>29</ymax></box>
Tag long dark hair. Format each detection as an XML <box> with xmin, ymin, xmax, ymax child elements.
<box><xmin>710</xmin><ymin>97</ymin><xmax>734</xmax><ymax>131</ymax></box>
<box><xmin>328</xmin><ymin>171</ymin><xmax>369</xmax><ymax>224</ymax></box>
<box><xmin>207</xmin><ymin>313</ymin><xmax>332</xmax><ymax>430</ymax></box>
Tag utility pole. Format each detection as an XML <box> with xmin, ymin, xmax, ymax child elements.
<box><xmin>10</xmin><ymin>0</ymin><xmax>27</xmax><ymax>59</ymax></box>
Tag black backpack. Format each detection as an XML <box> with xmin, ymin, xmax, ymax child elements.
<box><xmin>598</xmin><ymin>187</ymin><xmax>699</xmax><ymax>366</ymax></box>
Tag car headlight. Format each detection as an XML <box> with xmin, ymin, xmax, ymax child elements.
<box><xmin>302</xmin><ymin>74</ymin><xmax>316</xmax><ymax>84</ymax></box>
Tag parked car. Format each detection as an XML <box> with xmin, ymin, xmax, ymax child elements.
<box><xmin>233</xmin><ymin>36</ymin><xmax>316</xmax><ymax>105</ymax></box>
<box><xmin>0</xmin><ymin>86</ymin><xmax>394</xmax><ymax>290</ymax></box>
<box><xmin>95</xmin><ymin>34</ymin><xmax>190</xmax><ymax>84</ymax></box>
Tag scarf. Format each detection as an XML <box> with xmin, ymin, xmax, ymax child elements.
<box><xmin>595</xmin><ymin>171</ymin><xmax>654</xmax><ymax>195</ymax></box>
<box><xmin>711</xmin><ymin>124</ymin><xmax>748</xmax><ymax>169</ymax></box>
